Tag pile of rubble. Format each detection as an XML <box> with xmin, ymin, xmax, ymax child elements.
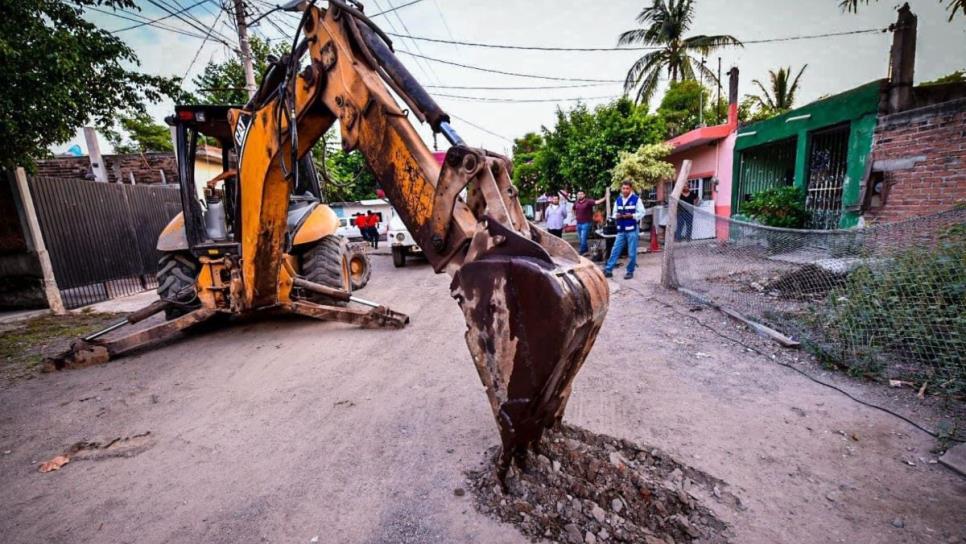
<box><xmin>466</xmin><ymin>424</ymin><xmax>738</xmax><ymax>544</ymax></box>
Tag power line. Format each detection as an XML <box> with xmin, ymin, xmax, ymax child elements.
<box><xmin>145</xmin><ymin>0</ymin><xmax>236</xmax><ymax>46</ymax></box>
<box><xmin>370</xmin><ymin>0</ymin><xmax>440</xmax><ymax>87</ymax></box>
<box><xmin>111</xmin><ymin>0</ymin><xmax>210</xmax><ymax>32</ymax></box>
<box><xmin>385</xmin><ymin>27</ymin><xmax>888</xmax><ymax>52</ymax></box>
<box><xmin>370</xmin><ymin>0</ymin><xmax>427</xmax><ymax>18</ymax></box>
<box><xmin>89</xmin><ymin>5</ymin><xmax>235</xmax><ymax>45</ymax></box>
<box><xmin>182</xmin><ymin>7</ymin><xmax>226</xmax><ymax>85</ymax></box>
<box><xmin>448</xmin><ymin>114</ymin><xmax>513</xmax><ymax>143</ymax></box>
<box><xmin>384</xmin><ymin>0</ymin><xmax>443</xmax><ymax>85</ymax></box>
<box><xmin>425</xmin><ymin>82</ymin><xmax>614</xmax><ymax>90</ymax></box>
<box><xmin>396</xmin><ymin>50</ymin><xmax>624</xmax><ymax>83</ymax></box>
<box><xmin>435</xmin><ymin>93</ymin><xmax>619</xmax><ymax>103</ymax></box>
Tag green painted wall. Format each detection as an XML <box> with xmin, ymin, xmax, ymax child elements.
<box><xmin>732</xmin><ymin>79</ymin><xmax>885</xmax><ymax>228</ymax></box>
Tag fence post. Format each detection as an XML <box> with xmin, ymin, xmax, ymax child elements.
<box><xmin>83</xmin><ymin>127</ymin><xmax>109</xmax><ymax>183</ymax></box>
<box><xmin>12</xmin><ymin>168</ymin><xmax>66</xmax><ymax>314</ymax></box>
<box><xmin>661</xmin><ymin>160</ymin><xmax>692</xmax><ymax>289</ymax></box>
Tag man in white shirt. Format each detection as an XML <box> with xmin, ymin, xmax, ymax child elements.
<box><xmin>544</xmin><ymin>194</ymin><xmax>568</xmax><ymax>238</ymax></box>
<box><xmin>604</xmin><ymin>180</ymin><xmax>645</xmax><ymax>280</ymax></box>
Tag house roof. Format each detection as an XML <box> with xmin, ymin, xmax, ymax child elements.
<box><xmin>666</xmin><ymin>122</ymin><xmax>735</xmax><ymax>154</ymax></box>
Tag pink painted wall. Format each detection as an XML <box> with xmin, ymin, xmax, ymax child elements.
<box><xmin>665</xmin><ymin>132</ymin><xmax>736</xmax><ymax>218</ymax></box>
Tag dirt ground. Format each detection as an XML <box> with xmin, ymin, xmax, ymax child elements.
<box><xmin>0</xmin><ymin>253</ymin><xmax>963</xmax><ymax>543</ymax></box>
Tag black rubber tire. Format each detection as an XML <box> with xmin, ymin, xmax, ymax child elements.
<box><xmin>157</xmin><ymin>251</ymin><xmax>200</xmax><ymax>320</ymax></box>
<box><xmin>301</xmin><ymin>235</ymin><xmax>351</xmax><ymax>306</ymax></box>
<box><xmin>392</xmin><ymin>246</ymin><xmax>407</xmax><ymax>268</ymax></box>
<box><xmin>347</xmin><ymin>245</ymin><xmax>372</xmax><ymax>291</ymax></box>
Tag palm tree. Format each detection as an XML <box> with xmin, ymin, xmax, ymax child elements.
<box><xmin>618</xmin><ymin>0</ymin><xmax>742</xmax><ymax>106</ymax></box>
<box><xmin>840</xmin><ymin>0</ymin><xmax>963</xmax><ymax>21</ymax></box>
<box><xmin>750</xmin><ymin>65</ymin><xmax>808</xmax><ymax>114</ymax></box>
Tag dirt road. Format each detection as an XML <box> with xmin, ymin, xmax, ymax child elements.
<box><xmin>1</xmin><ymin>253</ymin><xmax>963</xmax><ymax>543</ymax></box>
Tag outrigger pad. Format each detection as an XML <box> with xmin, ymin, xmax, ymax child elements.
<box><xmin>43</xmin><ymin>339</ymin><xmax>110</xmax><ymax>371</ymax></box>
<box><xmin>451</xmin><ymin>246</ymin><xmax>608</xmax><ymax>482</ymax></box>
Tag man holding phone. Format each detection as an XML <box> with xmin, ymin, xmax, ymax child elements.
<box><xmin>603</xmin><ymin>180</ymin><xmax>645</xmax><ymax>280</ymax></box>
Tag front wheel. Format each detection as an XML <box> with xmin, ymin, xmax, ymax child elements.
<box><xmin>392</xmin><ymin>246</ymin><xmax>407</xmax><ymax>268</ymax></box>
<box><xmin>347</xmin><ymin>244</ymin><xmax>372</xmax><ymax>290</ymax></box>
<box><xmin>157</xmin><ymin>251</ymin><xmax>200</xmax><ymax>320</ymax></box>
<box><xmin>300</xmin><ymin>235</ymin><xmax>351</xmax><ymax>306</ymax></box>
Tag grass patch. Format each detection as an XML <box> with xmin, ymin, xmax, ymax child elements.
<box><xmin>0</xmin><ymin>311</ymin><xmax>125</xmax><ymax>381</ymax></box>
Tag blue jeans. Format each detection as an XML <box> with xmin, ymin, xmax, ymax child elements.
<box><xmin>605</xmin><ymin>230</ymin><xmax>638</xmax><ymax>274</ymax></box>
<box><xmin>577</xmin><ymin>222</ymin><xmax>593</xmax><ymax>254</ymax></box>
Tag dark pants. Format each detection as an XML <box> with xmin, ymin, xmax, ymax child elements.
<box><xmin>675</xmin><ymin>212</ymin><xmax>693</xmax><ymax>241</ymax></box>
<box><xmin>366</xmin><ymin>227</ymin><xmax>379</xmax><ymax>248</ymax></box>
<box><xmin>548</xmin><ymin>228</ymin><xmax>563</xmax><ymax>238</ymax></box>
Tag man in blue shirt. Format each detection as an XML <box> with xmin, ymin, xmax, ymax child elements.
<box><xmin>604</xmin><ymin>180</ymin><xmax>645</xmax><ymax>280</ymax></box>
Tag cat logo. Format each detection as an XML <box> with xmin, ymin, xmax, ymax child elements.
<box><xmin>234</xmin><ymin>111</ymin><xmax>253</xmax><ymax>154</ymax></box>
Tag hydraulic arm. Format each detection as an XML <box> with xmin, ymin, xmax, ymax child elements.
<box><xmin>244</xmin><ymin>1</ymin><xmax>608</xmax><ymax>477</ymax></box>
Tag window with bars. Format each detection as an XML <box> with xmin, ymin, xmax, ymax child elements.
<box><xmin>805</xmin><ymin>124</ymin><xmax>850</xmax><ymax>230</ymax></box>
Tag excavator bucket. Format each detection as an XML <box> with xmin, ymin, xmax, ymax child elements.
<box><xmin>451</xmin><ymin>217</ymin><xmax>609</xmax><ymax>480</ymax></box>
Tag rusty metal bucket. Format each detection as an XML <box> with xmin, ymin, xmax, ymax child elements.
<box><xmin>451</xmin><ymin>217</ymin><xmax>609</xmax><ymax>481</ymax></box>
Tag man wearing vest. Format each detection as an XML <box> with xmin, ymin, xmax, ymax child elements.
<box><xmin>604</xmin><ymin>180</ymin><xmax>645</xmax><ymax>280</ymax></box>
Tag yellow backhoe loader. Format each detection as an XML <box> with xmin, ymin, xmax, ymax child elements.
<box><xmin>48</xmin><ymin>0</ymin><xmax>609</xmax><ymax>480</ymax></box>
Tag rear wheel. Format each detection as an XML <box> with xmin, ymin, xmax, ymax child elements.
<box><xmin>300</xmin><ymin>235</ymin><xmax>351</xmax><ymax>306</ymax></box>
<box><xmin>157</xmin><ymin>251</ymin><xmax>200</xmax><ymax>320</ymax></box>
<box><xmin>347</xmin><ymin>244</ymin><xmax>372</xmax><ymax>290</ymax></box>
<box><xmin>392</xmin><ymin>246</ymin><xmax>407</xmax><ymax>268</ymax></box>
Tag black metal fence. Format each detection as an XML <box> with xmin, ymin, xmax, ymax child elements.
<box><xmin>29</xmin><ymin>176</ymin><xmax>182</xmax><ymax>309</ymax></box>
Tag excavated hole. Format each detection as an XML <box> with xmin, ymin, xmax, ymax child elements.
<box><xmin>466</xmin><ymin>424</ymin><xmax>739</xmax><ymax>544</ymax></box>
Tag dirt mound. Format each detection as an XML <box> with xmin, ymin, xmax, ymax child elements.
<box><xmin>466</xmin><ymin>424</ymin><xmax>738</xmax><ymax>544</ymax></box>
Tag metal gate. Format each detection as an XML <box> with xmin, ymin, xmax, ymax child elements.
<box><xmin>805</xmin><ymin>124</ymin><xmax>850</xmax><ymax>229</ymax></box>
<box><xmin>29</xmin><ymin>176</ymin><xmax>182</xmax><ymax>308</ymax></box>
<box><xmin>734</xmin><ymin>137</ymin><xmax>797</xmax><ymax>216</ymax></box>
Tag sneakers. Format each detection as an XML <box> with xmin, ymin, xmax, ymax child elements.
<box><xmin>624</xmin><ymin>271</ymin><xmax>634</xmax><ymax>280</ymax></box>
<box><xmin>604</xmin><ymin>270</ymin><xmax>613</xmax><ymax>278</ymax></box>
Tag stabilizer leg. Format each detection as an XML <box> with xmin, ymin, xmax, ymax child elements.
<box><xmin>44</xmin><ymin>308</ymin><xmax>219</xmax><ymax>370</ymax></box>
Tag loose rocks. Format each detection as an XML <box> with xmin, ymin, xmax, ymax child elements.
<box><xmin>466</xmin><ymin>424</ymin><xmax>736</xmax><ymax>543</ymax></box>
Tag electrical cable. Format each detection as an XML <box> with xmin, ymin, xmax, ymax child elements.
<box><xmin>425</xmin><ymin>82</ymin><xmax>615</xmax><ymax>90</ymax></box>
<box><xmin>395</xmin><ymin>50</ymin><xmax>624</xmax><ymax>83</ymax></box>
<box><xmin>435</xmin><ymin>92</ymin><xmax>619</xmax><ymax>103</ymax></box>
<box><xmin>181</xmin><ymin>7</ymin><xmax>226</xmax><ymax>85</ymax></box>
<box><xmin>448</xmin><ymin>113</ymin><xmax>513</xmax><ymax>143</ymax></box>
<box><xmin>146</xmin><ymin>0</ymin><xmax>237</xmax><ymax>46</ymax></box>
<box><xmin>111</xmin><ymin>0</ymin><xmax>211</xmax><ymax>32</ymax></box>
<box><xmin>385</xmin><ymin>27</ymin><xmax>888</xmax><ymax>52</ymax></box>
<box><xmin>89</xmin><ymin>6</ymin><xmax>227</xmax><ymax>42</ymax></box>
<box><xmin>370</xmin><ymin>0</ymin><xmax>426</xmax><ymax>18</ymax></box>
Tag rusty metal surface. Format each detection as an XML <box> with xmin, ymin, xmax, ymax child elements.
<box><xmin>451</xmin><ymin>218</ymin><xmax>608</xmax><ymax>481</ymax></box>
<box><xmin>289</xmin><ymin>301</ymin><xmax>409</xmax><ymax>329</ymax></box>
<box><xmin>44</xmin><ymin>308</ymin><xmax>219</xmax><ymax>370</ymax></box>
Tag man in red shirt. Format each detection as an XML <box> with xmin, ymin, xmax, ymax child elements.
<box><xmin>573</xmin><ymin>190</ymin><xmax>607</xmax><ymax>255</ymax></box>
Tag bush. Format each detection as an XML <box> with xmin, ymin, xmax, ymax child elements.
<box><xmin>816</xmin><ymin>227</ymin><xmax>966</xmax><ymax>394</ymax></box>
<box><xmin>742</xmin><ymin>186</ymin><xmax>808</xmax><ymax>229</ymax></box>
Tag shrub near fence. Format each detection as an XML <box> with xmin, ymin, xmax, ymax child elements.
<box><xmin>668</xmin><ymin>200</ymin><xmax>966</xmax><ymax>396</ymax></box>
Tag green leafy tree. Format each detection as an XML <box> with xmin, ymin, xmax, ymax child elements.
<box><xmin>839</xmin><ymin>0</ymin><xmax>964</xmax><ymax>21</ymax></box>
<box><xmin>539</xmin><ymin>98</ymin><xmax>666</xmax><ymax>197</ymax></box>
<box><xmin>510</xmin><ymin>132</ymin><xmax>544</xmax><ymax>200</ymax></box>
<box><xmin>105</xmin><ymin>112</ymin><xmax>174</xmax><ymax>154</ymax></box>
<box><xmin>618</xmin><ymin>0</ymin><xmax>742</xmax><ymax>105</ymax></box>
<box><xmin>189</xmin><ymin>38</ymin><xmax>287</xmax><ymax>105</ymax></box>
<box><xmin>919</xmin><ymin>69</ymin><xmax>966</xmax><ymax>86</ymax></box>
<box><xmin>0</xmin><ymin>0</ymin><xmax>182</xmax><ymax>168</ymax></box>
<box><xmin>746</xmin><ymin>65</ymin><xmax>807</xmax><ymax>120</ymax></box>
<box><xmin>311</xmin><ymin>129</ymin><xmax>378</xmax><ymax>203</ymax></box>
<box><xmin>656</xmin><ymin>79</ymin><xmax>727</xmax><ymax>137</ymax></box>
<box><xmin>610</xmin><ymin>143</ymin><xmax>676</xmax><ymax>190</ymax></box>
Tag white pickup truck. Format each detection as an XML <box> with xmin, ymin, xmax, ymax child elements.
<box><xmin>388</xmin><ymin>213</ymin><xmax>421</xmax><ymax>267</ymax></box>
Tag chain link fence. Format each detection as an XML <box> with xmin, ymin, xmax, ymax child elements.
<box><xmin>666</xmin><ymin>199</ymin><xmax>966</xmax><ymax>396</ymax></box>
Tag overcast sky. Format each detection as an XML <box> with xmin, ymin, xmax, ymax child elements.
<box><xmin>65</xmin><ymin>0</ymin><xmax>965</xmax><ymax>155</ymax></box>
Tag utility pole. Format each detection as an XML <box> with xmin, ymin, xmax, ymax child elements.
<box><xmin>232</xmin><ymin>0</ymin><xmax>257</xmax><ymax>99</ymax></box>
<box><xmin>717</xmin><ymin>57</ymin><xmax>722</xmax><ymax>123</ymax></box>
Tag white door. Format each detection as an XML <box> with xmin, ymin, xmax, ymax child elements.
<box><xmin>689</xmin><ymin>178</ymin><xmax>715</xmax><ymax>240</ymax></box>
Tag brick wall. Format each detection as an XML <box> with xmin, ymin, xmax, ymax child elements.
<box><xmin>866</xmin><ymin>98</ymin><xmax>966</xmax><ymax>223</ymax></box>
<box><xmin>35</xmin><ymin>153</ymin><xmax>178</xmax><ymax>185</ymax></box>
